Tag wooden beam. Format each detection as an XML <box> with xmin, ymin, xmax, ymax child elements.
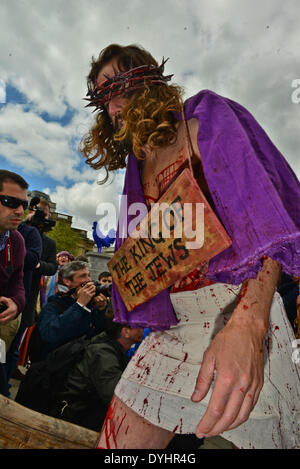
<box><xmin>0</xmin><ymin>394</ymin><xmax>99</xmax><ymax>449</ymax></box>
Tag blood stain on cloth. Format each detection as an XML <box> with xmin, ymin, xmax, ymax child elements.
<box><xmin>269</xmin><ymin>323</ymin><xmax>282</xmax><ymax>350</ymax></box>
<box><xmin>179</xmin><ymin>418</ymin><xmax>183</xmax><ymax>434</ymax></box>
<box><xmin>141</xmin><ymin>394</ymin><xmax>150</xmax><ymax>416</ymax></box>
<box><xmin>136</xmin><ymin>355</ymin><xmax>146</xmax><ymax>367</ymax></box>
<box><xmin>165</xmin><ymin>352</ymin><xmax>189</xmax><ymax>387</ymax></box>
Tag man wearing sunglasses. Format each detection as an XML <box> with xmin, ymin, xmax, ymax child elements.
<box><xmin>0</xmin><ymin>170</ymin><xmax>27</xmax><ymax>395</ymax></box>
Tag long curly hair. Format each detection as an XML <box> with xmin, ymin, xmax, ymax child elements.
<box><xmin>79</xmin><ymin>44</ymin><xmax>184</xmax><ymax>183</ymax></box>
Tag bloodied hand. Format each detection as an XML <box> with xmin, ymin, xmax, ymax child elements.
<box><xmin>191</xmin><ymin>317</ymin><xmax>265</xmax><ymax>438</ymax></box>
<box><xmin>191</xmin><ymin>256</ymin><xmax>280</xmax><ymax>438</ymax></box>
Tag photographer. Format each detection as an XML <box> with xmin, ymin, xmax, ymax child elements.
<box><xmin>36</xmin><ymin>261</ymin><xmax>108</xmax><ymax>358</ymax></box>
<box><xmin>20</xmin><ymin>197</ymin><xmax>57</xmax><ymax>329</ymax></box>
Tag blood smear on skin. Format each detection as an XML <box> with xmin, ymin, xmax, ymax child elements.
<box><xmin>103</xmin><ymin>399</ymin><xmax>127</xmax><ymax>449</ymax></box>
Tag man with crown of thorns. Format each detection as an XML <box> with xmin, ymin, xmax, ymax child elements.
<box><xmin>80</xmin><ymin>44</ymin><xmax>300</xmax><ymax>449</ymax></box>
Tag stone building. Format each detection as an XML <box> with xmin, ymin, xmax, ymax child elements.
<box><xmin>27</xmin><ymin>191</ymin><xmax>114</xmax><ymax>278</ymax></box>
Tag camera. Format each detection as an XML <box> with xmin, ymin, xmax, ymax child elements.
<box><xmin>28</xmin><ymin>196</ymin><xmax>56</xmax><ymax>232</ymax></box>
<box><xmin>93</xmin><ymin>281</ymin><xmax>112</xmax><ymax>298</ymax></box>
<box><xmin>68</xmin><ymin>281</ymin><xmax>112</xmax><ymax>300</ymax></box>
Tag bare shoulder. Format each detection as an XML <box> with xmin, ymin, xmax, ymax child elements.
<box><xmin>187</xmin><ymin>118</ymin><xmax>201</xmax><ymax>160</ymax></box>
<box><xmin>187</xmin><ymin>117</ymin><xmax>199</xmax><ymax>134</ymax></box>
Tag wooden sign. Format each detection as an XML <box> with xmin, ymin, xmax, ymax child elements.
<box><xmin>108</xmin><ymin>168</ymin><xmax>232</xmax><ymax>311</ymax></box>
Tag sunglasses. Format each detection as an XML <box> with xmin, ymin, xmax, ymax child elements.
<box><xmin>0</xmin><ymin>195</ymin><xmax>29</xmax><ymax>210</ymax></box>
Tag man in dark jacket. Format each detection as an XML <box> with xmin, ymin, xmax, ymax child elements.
<box><xmin>53</xmin><ymin>312</ymin><xmax>143</xmax><ymax>431</ymax></box>
<box><xmin>37</xmin><ymin>260</ymin><xmax>108</xmax><ymax>358</ymax></box>
<box><xmin>4</xmin><ymin>221</ymin><xmax>42</xmax><ymax>381</ymax></box>
<box><xmin>21</xmin><ymin>198</ymin><xmax>57</xmax><ymax>329</ymax></box>
<box><xmin>0</xmin><ymin>170</ymin><xmax>27</xmax><ymax>394</ymax></box>
<box><xmin>18</xmin><ymin>223</ymin><xmax>43</xmax><ymax>302</ymax></box>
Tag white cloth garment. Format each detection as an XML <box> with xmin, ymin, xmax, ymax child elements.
<box><xmin>115</xmin><ymin>283</ymin><xmax>300</xmax><ymax>449</ymax></box>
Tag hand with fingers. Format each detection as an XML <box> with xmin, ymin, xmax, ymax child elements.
<box><xmin>192</xmin><ymin>319</ymin><xmax>265</xmax><ymax>438</ymax></box>
<box><xmin>191</xmin><ymin>257</ymin><xmax>280</xmax><ymax>438</ymax></box>
<box><xmin>93</xmin><ymin>293</ymin><xmax>108</xmax><ymax>311</ymax></box>
<box><xmin>0</xmin><ymin>297</ymin><xmax>18</xmax><ymax>325</ymax></box>
<box><xmin>76</xmin><ymin>281</ymin><xmax>96</xmax><ymax>307</ymax></box>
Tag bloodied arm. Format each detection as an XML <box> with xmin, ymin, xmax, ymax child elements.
<box><xmin>192</xmin><ymin>256</ymin><xmax>281</xmax><ymax>438</ymax></box>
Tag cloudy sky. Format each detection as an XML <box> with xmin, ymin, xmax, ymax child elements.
<box><xmin>0</xmin><ymin>0</ymin><xmax>299</xmax><ymax>239</ymax></box>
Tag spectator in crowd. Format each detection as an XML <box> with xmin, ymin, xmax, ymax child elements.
<box><xmin>18</xmin><ymin>223</ymin><xmax>43</xmax><ymax>303</ymax></box>
<box><xmin>46</xmin><ymin>250</ymin><xmax>74</xmax><ymax>301</ymax></box>
<box><xmin>98</xmin><ymin>271</ymin><xmax>112</xmax><ymax>286</ymax></box>
<box><xmin>126</xmin><ymin>327</ymin><xmax>150</xmax><ymax>358</ymax></box>
<box><xmin>36</xmin><ymin>260</ymin><xmax>107</xmax><ymax>358</ymax></box>
<box><xmin>15</xmin><ymin>197</ymin><xmax>57</xmax><ymax>368</ymax></box>
<box><xmin>20</xmin><ymin>197</ymin><xmax>57</xmax><ymax>330</ymax></box>
<box><xmin>3</xmin><ymin>208</ymin><xmax>42</xmax><ymax>382</ymax></box>
<box><xmin>53</xmin><ymin>310</ymin><xmax>143</xmax><ymax>431</ymax></box>
<box><xmin>51</xmin><ymin>309</ymin><xmax>202</xmax><ymax>448</ymax></box>
<box><xmin>97</xmin><ymin>269</ymin><xmax>113</xmax><ymax>321</ymax></box>
<box><xmin>57</xmin><ymin>250</ymin><xmax>74</xmax><ymax>267</ymax></box>
<box><xmin>0</xmin><ymin>170</ymin><xmax>27</xmax><ymax>395</ymax></box>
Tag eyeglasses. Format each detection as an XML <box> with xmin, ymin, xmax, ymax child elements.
<box><xmin>0</xmin><ymin>195</ymin><xmax>29</xmax><ymax>211</ymax></box>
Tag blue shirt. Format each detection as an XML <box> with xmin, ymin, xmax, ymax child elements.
<box><xmin>0</xmin><ymin>230</ymin><xmax>9</xmax><ymax>252</ymax></box>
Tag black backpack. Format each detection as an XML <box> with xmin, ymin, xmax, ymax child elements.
<box><xmin>15</xmin><ymin>334</ymin><xmax>91</xmax><ymax>415</ymax></box>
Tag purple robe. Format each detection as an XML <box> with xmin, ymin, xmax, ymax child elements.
<box><xmin>112</xmin><ymin>90</ymin><xmax>300</xmax><ymax>330</ymax></box>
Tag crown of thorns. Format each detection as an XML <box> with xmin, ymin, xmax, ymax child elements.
<box><xmin>84</xmin><ymin>58</ymin><xmax>173</xmax><ymax>112</ymax></box>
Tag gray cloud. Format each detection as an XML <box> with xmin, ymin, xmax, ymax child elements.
<box><xmin>0</xmin><ymin>0</ymin><xmax>299</xmax><ymax>234</ymax></box>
